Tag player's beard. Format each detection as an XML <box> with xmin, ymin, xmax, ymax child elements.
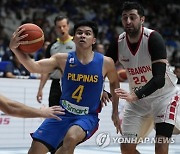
<box><xmin>125</xmin><ymin>23</ymin><xmax>141</xmax><ymax>38</ymax></box>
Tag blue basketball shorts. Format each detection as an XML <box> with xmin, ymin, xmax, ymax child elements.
<box><xmin>31</xmin><ymin>113</ymin><xmax>99</xmax><ymax>150</ymax></box>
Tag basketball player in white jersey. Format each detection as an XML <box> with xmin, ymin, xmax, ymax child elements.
<box><xmin>114</xmin><ymin>1</ymin><xmax>180</xmax><ymax>154</ymax></box>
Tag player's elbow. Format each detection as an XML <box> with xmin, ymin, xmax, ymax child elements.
<box><xmin>154</xmin><ymin>76</ymin><xmax>165</xmax><ymax>89</ymax></box>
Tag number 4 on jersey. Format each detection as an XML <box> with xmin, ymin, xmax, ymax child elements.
<box><xmin>72</xmin><ymin>85</ymin><xmax>84</xmax><ymax>102</ymax></box>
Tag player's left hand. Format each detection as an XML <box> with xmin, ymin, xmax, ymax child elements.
<box><xmin>40</xmin><ymin>106</ymin><xmax>65</xmax><ymax>120</ymax></box>
<box><xmin>101</xmin><ymin>90</ymin><xmax>112</xmax><ymax>107</ymax></box>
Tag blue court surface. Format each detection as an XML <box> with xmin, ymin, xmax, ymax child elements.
<box><xmin>0</xmin><ymin>144</ymin><xmax>180</xmax><ymax>154</ymax></box>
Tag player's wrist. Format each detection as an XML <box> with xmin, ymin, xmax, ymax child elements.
<box><xmin>131</xmin><ymin>92</ymin><xmax>138</xmax><ymax>101</ymax></box>
<box><xmin>112</xmin><ymin>108</ymin><xmax>119</xmax><ymax>114</ymax></box>
<box><xmin>39</xmin><ymin>107</ymin><xmax>46</xmax><ymax>117</ymax></box>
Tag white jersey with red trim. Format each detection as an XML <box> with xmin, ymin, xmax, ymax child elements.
<box><xmin>118</xmin><ymin>27</ymin><xmax>177</xmax><ymax>99</ymax></box>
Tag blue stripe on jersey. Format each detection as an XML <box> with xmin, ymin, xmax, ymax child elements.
<box><xmin>61</xmin><ymin>51</ymin><xmax>104</xmax><ymax>114</ymax></box>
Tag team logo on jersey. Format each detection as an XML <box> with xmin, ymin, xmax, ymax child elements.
<box><xmin>69</xmin><ymin>58</ymin><xmax>77</xmax><ymax>67</ymax></box>
<box><xmin>120</xmin><ymin>56</ymin><xmax>129</xmax><ymax>62</ymax></box>
<box><xmin>69</xmin><ymin>58</ymin><xmax>74</xmax><ymax>64</ymax></box>
<box><xmin>121</xmin><ymin>58</ymin><xmax>129</xmax><ymax>62</ymax></box>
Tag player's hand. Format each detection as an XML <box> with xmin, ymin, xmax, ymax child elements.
<box><xmin>36</xmin><ymin>90</ymin><xmax>43</xmax><ymax>103</ymax></box>
<box><xmin>101</xmin><ymin>90</ymin><xmax>112</xmax><ymax>107</ymax></box>
<box><xmin>40</xmin><ymin>106</ymin><xmax>65</xmax><ymax>120</ymax></box>
<box><xmin>114</xmin><ymin>88</ymin><xmax>138</xmax><ymax>102</ymax></box>
<box><xmin>9</xmin><ymin>27</ymin><xmax>28</xmax><ymax>50</ymax></box>
<box><xmin>111</xmin><ymin>111</ymin><xmax>121</xmax><ymax>134</ymax></box>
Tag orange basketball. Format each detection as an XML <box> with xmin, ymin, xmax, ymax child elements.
<box><xmin>18</xmin><ymin>23</ymin><xmax>44</xmax><ymax>53</ymax></box>
<box><xmin>117</xmin><ymin>69</ymin><xmax>127</xmax><ymax>82</ymax></box>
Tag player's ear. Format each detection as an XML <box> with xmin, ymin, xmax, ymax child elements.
<box><xmin>92</xmin><ymin>38</ymin><xmax>96</xmax><ymax>45</ymax></box>
<box><xmin>141</xmin><ymin>16</ymin><xmax>145</xmax><ymax>24</ymax></box>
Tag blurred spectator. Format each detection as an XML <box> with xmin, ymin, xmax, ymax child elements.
<box><xmin>170</xmin><ymin>49</ymin><xmax>180</xmax><ymax>66</ymax></box>
<box><xmin>0</xmin><ymin>37</ymin><xmax>12</xmax><ymax>61</ymax></box>
<box><xmin>34</xmin><ymin>41</ymin><xmax>50</xmax><ymax>61</ymax></box>
<box><xmin>0</xmin><ymin>25</ymin><xmax>9</xmax><ymax>44</ymax></box>
<box><xmin>94</xmin><ymin>43</ymin><xmax>105</xmax><ymax>55</ymax></box>
<box><xmin>4</xmin><ymin>53</ymin><xmax>30</xmax><ymax>79</ymax></box>
<box><xmin>165</xmin><ymin>35</ymin><xmax>178</xmax><ymax>60</ymax></box>
<box><xmin>0</xmin><ymin>0</ymin><xmax>179</xmax><ymax>68</ymax></box>
<box><xmin>0</xmin><ymin>61</ymin><xmax>11</xmax><ymax>77</ymax></box>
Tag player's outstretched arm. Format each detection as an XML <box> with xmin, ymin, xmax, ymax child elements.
<box><xmin>104</xmin><ymin>56</ymin><xmax>121</xmax><ymax>134</ymax></box>
<box><xmin>0</xmin><ymin>94</ymin><xmax>65</xmax><ymax>119</ymax></box>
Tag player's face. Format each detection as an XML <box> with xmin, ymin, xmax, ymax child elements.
<box><xmin>55</xmin><ymin>19</ymin><xmax>70</xmax><ymax>38</ymax></box>
<box><xmin>121</xmin><ymin>9</ymin><xmax>144</xmax><ymax>37</ymax></box>
<box><xmin>73</xmin><ymin>26</ymin><xmax>96</xmax><ymax>49</ymax></box>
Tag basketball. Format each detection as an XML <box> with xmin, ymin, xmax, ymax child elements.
<box><xmin>18</xmin><ymin>23</ymin><xmax>44</xmax><ymax>53</ymax></box>
<box><xmin>117</xmin><ymin>69</ymin><xmax>127</xmax><ymax>82</ymax></box>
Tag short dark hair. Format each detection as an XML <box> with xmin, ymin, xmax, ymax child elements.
<box><xmin>73</xmin><ymin>20</ymin><xmax>98</xmax><ymax>38</ymax></box>
<box><xmin>54</xmin><ymin>15</ymin><xmax>69</xmax><ymax>25</ymax></box>
<box><xmin>122</xmin><ymin>1</ymin><xmax>144</xmax><ymax>17</ymax></box>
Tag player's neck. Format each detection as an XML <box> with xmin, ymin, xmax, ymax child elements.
<box><xmin>127</xmin><ymin>27</ymin><xmax>143</xmax><ymax>43</ymax></box>
<box><xmin>76</xmin><ymin>49</ymin><xmax>94</xmax><ymax>65</ymax></box>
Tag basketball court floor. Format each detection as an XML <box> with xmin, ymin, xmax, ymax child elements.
<box><xmin>0</xmin><ymin>144</ymin><xmax>180</xmax><ymax>154</ymax></box>
<box><xmin>1</xmin><ymin>80</ymin><xmax>180</xmax><ymax>154</ymax></box>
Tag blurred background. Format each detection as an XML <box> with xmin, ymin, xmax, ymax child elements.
<box><xmin>0</xmin><ymin>0</ymin><xmax>180</xmax><ymax>81</ymax></box>
<box><xmin>0</xmin><ymin>0</ymin><xmax>179</xmax><ymax>61</ymax></box>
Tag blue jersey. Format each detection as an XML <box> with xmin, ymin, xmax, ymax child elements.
<box><xmin>31</xmin><ymin>51</ymin><xmax>103</xmax><ymax>150</ymax></box>
<box><xmin>60</xmin><ymin>51</ymin><xmax>104</xmax><ymax>115</ymax></box>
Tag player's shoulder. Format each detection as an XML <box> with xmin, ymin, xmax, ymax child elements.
<box><xmin>148</xmin><ymin>30</ymin><xmax>164</xmax><ymax>46</ymax></box>
<box><xmin>118</xmin><ymin>32</ymin><xmax>126</xmax><ymax>42</ymax></box>
<box><xmin>143</xmin><ymin>27</ymin><xmax>162</xmax><ymax>39</ymax></box>
<box><xmin>103</xmin><ymin>56</ymin><xmax>116</xmax><ymax>75</ymax></box>
<box><xmin>103</xmin><ymin>55</ymin><xmax>115</xmax><ymax>65</ymax></box>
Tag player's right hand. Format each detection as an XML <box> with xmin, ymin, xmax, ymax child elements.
<box><xmin>9</xmin><ymin>27</ymin><xmax>28</xmax><ymax>50</ymax></box>
<box><xmin>111</xmin><ymin>111</ymin><xmax>122</xmax><ymax>134</ymax></box>
<box><xmin>114</xmin><ymin>88</ymin><xmax>138</xmax><ymax>102</ymax></box>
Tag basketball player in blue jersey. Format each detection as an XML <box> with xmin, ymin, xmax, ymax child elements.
<box><xmin>0</xmin><ymin>93</ymin><xmax>64</xmax><ymax>119</ymax></box>
<box><xmin>9</xmin><ymin>20</ymin><xmax>121</xmax><ymax>154</ymax></box>
<box><xmin>36</xmin><ymin>15</ymin><xmax>76</xmax><ymax>154</ymax></box>
<box><xmin>114</xmin><ymin>1</ymin><xmax>180</xmax><ymax>154</ymax></box>
<box><xmin>36</xmin><ymin>15</ymin><xmax>76</xmax><ymax>108</ymax></box>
